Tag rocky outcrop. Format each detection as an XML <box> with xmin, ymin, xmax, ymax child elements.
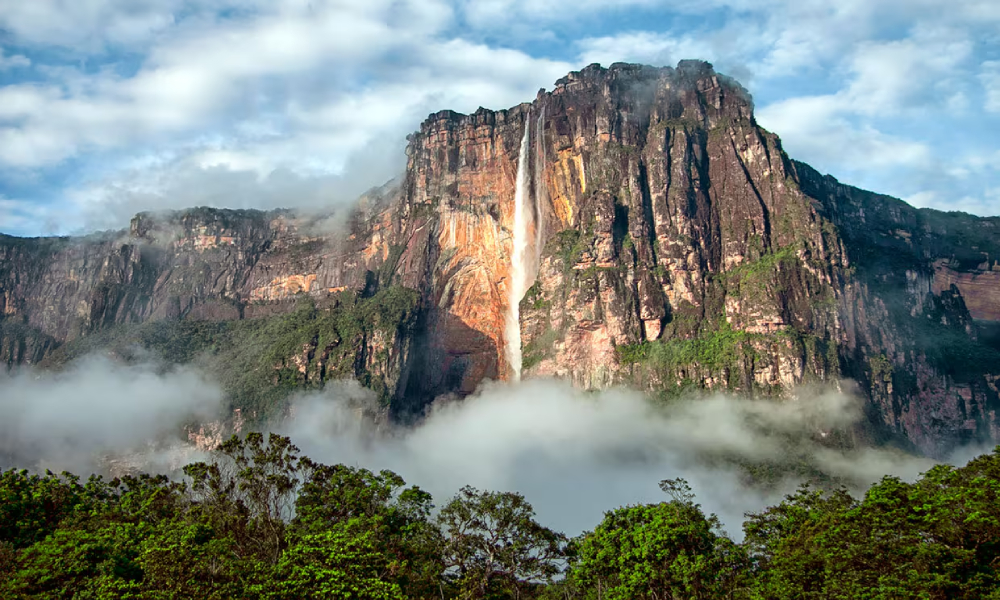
<box><xmin>933</xmin><ymin>264</ymin><xmax>1000</xmax><ymax>322</ymax></box>
<box><xmin>1</xmin><ymin>60</ymin><xmax>998</xmax><ymax>457</ymax></box>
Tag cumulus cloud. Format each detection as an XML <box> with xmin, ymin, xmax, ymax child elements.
<box><xmin>0</xmin><ymin>0</ymin><xmax>564</xmax><ymax>170</ymax></box>
<box><xmin>64</xmin><ymin>133</ymin><xmax>408</xmax><ymax>232</ymax></box>
<box><xmin>38</xmin><ymin>40</ymin><xmax>572</xmax><ymax>234</ymax></box>
<box><xmin>843</xmin><ymin>32</ymin><xmax>973</xmax><ymax>117</ymax></box>
<box><xmin>568</xmin><ymin>3</ymin><xmax>997</xmax><ymax>218</ymax></box>
<box><xmin>0</xmin><ymin>49</ymin><xmax>31</xmax><ymax>70</ymax></box>
<box><xmin>0</xmin><ymin>196</ymin><xmax>64</xmax><ymax>237</ymax></box>
<box><xmin>278</xmin><ymin>378</ymin><xmax>937</xmax><ymax>538</ymax></box>
<box><xmin>0</xmin><ymin>0</ymin><xmax>577</xmax><ymax>234</ymax></box>
<box><xmin>0</xmin><ymin>3</ymin><xmax>403</xmax><ymax>167</ymax></box>
<box><xmin>458</xmin><ymin>0</ymin><xmax>659</xmax><ymax>31</ymax></box>
<box><xmin>982</xmin><ymin>61</ymin><xmax>1000</xmax><ymax>113</ymax></box>
<box><xmin>0</xmin><ymin>355</ymin><xmax>224</xmax><ymax>474</ymax></box>
<box><xmin>907</xmin><ymin>188</ymin><xmax>1000</xmax><ymax>217</ymax></box>
<box><xmin>0</xmin><ymin>0</ymin><xmax>184</xmax><ymax>50</ymax></box>
<box><xmin>576</xmin><ymin>31</ymin><xmax>716</xmax><ymax>70</ymax></box>
<box><xmin>753</xmin><ymin>25</ymin><xmax>975</xmax><ymax>141</ymax></box>
<box><xmin>756</xmin><ymin>96</ymin><xmax>933</xmax><ymax>170</ymax></box>
<box><xmin>2</xmin><ymin>0</ymin><xmax>999</xmax><ymax>232</ymax></box>
<box><xmin>750</xmin><ymin>23</ymin><xmax>991</xmax><ymax>208</ymax></box>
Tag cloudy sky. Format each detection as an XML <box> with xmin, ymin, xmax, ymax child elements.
<box><xmin>0</xmin><ymin>0</ymin><xmax>997</xmax><ymax>237</ymax></box>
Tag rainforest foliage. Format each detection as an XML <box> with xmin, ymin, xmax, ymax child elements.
<box><xmin>4</xmin><ymin>436</ymin><xmax>1000</xmax><ymax>599</ymax></box>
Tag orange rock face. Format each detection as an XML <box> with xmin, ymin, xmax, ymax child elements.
<box><xmin>251</xmin><ymin>274</ymin><xmax>318</xmax><ymax>302</ymax></box>
<box><xmin>401</xmin><ymin>108</ymin><xmax>528</xmax><ymax>387</ymax></box>
<box><xmin>933</xmin><ymin>261</ymin><xmax>1000</xmax><ymax>322</ymax></box>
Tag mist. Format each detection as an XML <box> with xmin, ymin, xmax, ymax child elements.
<box><xmin>278</xmin><ymin>378</ymin><xmax>939</xmax><ymax>538</ymax></box>
<box><xmin>69</xmin><ymin>132</ymin><xmax>407</xmax><ymax>236</ymax></box>
<box><xmin>0</xmin><ymin>355</ymin><xmax>224</xmax><ymax>475</ymax></box>
<box><xmin>0</xmin><ymin>355</ymin><xmax>955</xmax><ymax>539</ymax></box>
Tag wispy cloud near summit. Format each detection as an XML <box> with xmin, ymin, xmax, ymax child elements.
<box><xmin>0</xmin><ymin>0</ymin><xmax>997</xmax><ymax>235</ymax></box>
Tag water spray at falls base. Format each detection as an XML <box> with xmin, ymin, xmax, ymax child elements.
<box><xmin>505</xmin><ymin>119</ymin><xmax>534</xmax><ymax>381</ymax></box>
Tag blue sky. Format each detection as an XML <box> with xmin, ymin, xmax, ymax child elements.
<box><xmin>0</xmin><ymin>0</ymin><xmax>998</xmax><ymax>237</ymax></box>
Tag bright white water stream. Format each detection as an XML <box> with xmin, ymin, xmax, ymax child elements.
<box><xmin>505</xmin><ymin>119</ymin><xmax>533</xmax><ymax>381</ymax></box>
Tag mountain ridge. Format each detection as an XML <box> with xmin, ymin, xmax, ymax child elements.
<box><xmin>2</xmin><ymin>60</ymin><xmax>999</xmax><ymax>457</ymax></box>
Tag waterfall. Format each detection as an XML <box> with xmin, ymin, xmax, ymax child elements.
<box><xmin>505</xmin><ymin>117</ymin><xmax>533</xmax><ymax>381</ymax></box>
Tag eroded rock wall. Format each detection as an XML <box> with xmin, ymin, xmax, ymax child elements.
<box><xmin>2</xmin><ymin>60</ymin><xmax>998</xmax><ymax>456</ymax></box>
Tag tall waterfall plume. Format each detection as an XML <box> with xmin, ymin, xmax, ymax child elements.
<box><xmin>505</xmin><ymin>117</ymin><xmax>534</xmax><ymax>381</ymax></box>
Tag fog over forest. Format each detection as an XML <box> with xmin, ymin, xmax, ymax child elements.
<box><xmin>1</xmin><ymin>355</ymin><xmax>965</xmax><ymax>537</ymax></box>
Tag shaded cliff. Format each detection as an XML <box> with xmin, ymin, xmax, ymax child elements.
<box><xmin>2</xmin><ymin>60</ymin><xmax>998</xmax><ymax>456</ymax></box>
<box><xmin>0</xmin><ymin>187</ymin><xmax>431</xmax><ymax>414</ymax></box>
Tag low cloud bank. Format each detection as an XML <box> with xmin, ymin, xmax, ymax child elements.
<box><xmin>0</xmin><ymin>358</ymin><xmax>959</xmax><ymax>538</ymax></box>
<box><xmin>0</xmin><ymin>356</ymin><xmax>223</xmax><ymax>474</ymax></box>
<box><xmin>280</xmin><ymin>379</ymin><xmax>939</xmax><ymax>537</ymax></box>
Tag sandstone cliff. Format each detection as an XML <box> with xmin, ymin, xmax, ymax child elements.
<box><xmin>2</xmin><ymin>60</ymin><xmax>998</xmax><ymax>457</ymax></box>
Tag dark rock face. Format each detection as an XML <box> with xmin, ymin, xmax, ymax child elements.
<box><xmin>2</xmin><ymin>60</ymin><xmax>998</xmax><ymax>456</ymax></box>
<box><xmin>793</xmin><ymin>164</ymin><xmax>1000</xmax><ymax>454</ymax></box>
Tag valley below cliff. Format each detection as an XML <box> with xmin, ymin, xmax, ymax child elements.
<box><xmin>2</xmin><ymin>60</ymin><xmax>999</xmax><ymax>460</ymax></box>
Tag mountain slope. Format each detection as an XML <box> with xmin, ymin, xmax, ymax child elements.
<box><xmin>2</xmin><ymin>60</ymin><xmax>998</xmax><ymax>456</ymax></box>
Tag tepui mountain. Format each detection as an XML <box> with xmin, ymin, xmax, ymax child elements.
<box><xmin>2</xmin><ymin>60</ymin><xmax>999</xmax><ymax>458</ymax></box>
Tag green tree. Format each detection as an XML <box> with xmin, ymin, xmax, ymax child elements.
<box><xmin>121</xmin><ymin>520</ymin><xmax>251</xmax><ymax>599</ymax></box>
<box><xmin>437</xmin><ymin>486</ymin><xmax>566</xmax><ymax>599</ymax></box>
<box><xmin>183</xmin><ymin>432</ymin><xmax>313</xmax><ymax>565</ymax></box>
<box><xmin>742</xmin><ymin>451</ymin><xmax>1000</xmax><ymax>599</ymax></box>
<box><xmin>741</xmin><ymin>484</ymin><xmax>856</xmax><ymax>598</ymax></box>
<box><xmin>263</xmin><ymin>520</ymin><xmax>406</xmax><ymax>600</ymax></box>
<box><xmin>568</xmin><ymin>479</ymin><xmax>744</xmax><ymax>600</ymax></box>
<box><xmin>0</xmin><ymin>472</ymin><xmax>214</xmax><ymax>599</ymax></box>
<box><xmin>3</xmin><ymin>524</ymin><xmax>138</xmax><ymax>598</ymax></box>
<box><xmin>291</xmin><ymin>464</ymin><xmax>444</xmax><ymax>598</ymax></box>
<box><xmin>0</xmin><ymin>469</ymin><xmax>86</xmax><ymax>549</ymax></box>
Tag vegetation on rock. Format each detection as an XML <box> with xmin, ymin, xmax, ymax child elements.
<box><xmin>43</xmin><ymin>286</ymin><xmax>420</xmax><ymax>419</ymax></box>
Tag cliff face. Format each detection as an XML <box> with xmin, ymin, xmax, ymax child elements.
<box><xmin>793</xmin><ymin>165</ymin><xmax>1000</xmax><ymax>454</ymax></box>
<box><xmin>0</xmin><ymin>187</ymin><xmax>429</xmax><ymax>410</ymax></box>
<box><xmin>2</xmin><ymin>60</ymin><xmax>998</xmax><ymax>457</ymax></box>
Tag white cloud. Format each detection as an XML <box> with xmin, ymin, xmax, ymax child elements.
<box><xmin>0</xmin><ymin>196</ymin><xmax>61</xmax><ymax>236</ymax></box>
<box><xmin>0</xmin><ymin>4</ymin><xmax>575</xmax><ymax>230</ymax></box>
<box><xmin>843</xmin><ymin>30</ymin><xmax>973</xmax><ymax>117</ymax></box>
<box><xmin>459</xmin><ymin>0</ymin><xmax>659</xmax><ymax>30</ymax></box>
<box><xmin>27</xmin><ymin>31</ymin><xmax>573</xmax><ymax>231</ymax></box>
<box><xmin>756</xmin><ymin>25</ymin><xmax>975</xmax><ymax>123</ymax></box>
<box><xmin>0</xmin><ymin>0</ymin><xmax>185</xmax><ymax>50</ymax></box>
<box><xmin>904</xmin><ymin>191</ymin><xmax>938</xmax><ymax>209</ymax></box>
<box><xmin>1</xmin><ymin>0</ymin><xmax>999</xmax><ymax>230</ymax></box>
<box><xmin>576</xmin><ymin>31</ymin><xmax>715</xmax><ymax>69</ymax></box>
<box><xmin>0</xmin><ymin>355</ymin><xmax>223</xmax><ymax>473</ymax></box>
<box><xmin>750</xmin><ymin>24</ymin><xmax>990</xmax><ymax>211</ymax></box>
<box><xmin>951</xmin><ymin>190</ymin><xmax>1000</xmax><ymax>217</ymax></box>
<box><xmin>0</xmin><ymin>0</ymin><xmax>567</xmax><ymax>177</ymax></box>
<box><xmin>0</xmin><ymin>1</ymin><xmax>435</xmax><ymax>167</ymax></box>
<box><xmin>0</xmin><ymin>49</ymin><xmax>31</xmax><ymax>70</ymax></box>
<box><xmin>756</xmin><ymin>95</ymin><xmax>933</xmax><ymax>171</ymax></box>
<box><xmin>968</xmin><ymin>150</ymin><xmax>1000</xmax><ymax>172</ymax></box>
<box><xmin>281</xmin><ymin>378</ymin><xmax>939</xmax><ymax>537</ymax></box>
<box><xmin>65</xmin><ymin>140</ymin><xmax>407</xmax><ymax>232</ymax></box>
<box><xmin>982</xmin><ymin>61</ymin><xmax>1000</xmax><ymax>113</ymax></box>
<box><xmin>907</xmin><ymin>189</ymin><xmax>1000</xmax><ymax>217</ymax></box>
